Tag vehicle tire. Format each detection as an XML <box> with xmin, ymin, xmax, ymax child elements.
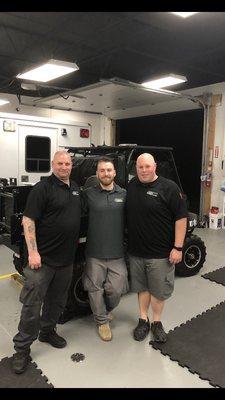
<box><xmin>59</xmin><ymin>257</ymin><xmax>91</xmax><ymax>323</ymax></box>
<box><xmin>175</xmin><ymin>234</ymin><xmax>206</xmax><ymax>277</ymax></box>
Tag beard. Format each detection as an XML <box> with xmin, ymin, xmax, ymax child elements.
<box><xmin>98</xmin><ymin>176</ymin><xmax>114</xmax><ymax>186</ymax></box>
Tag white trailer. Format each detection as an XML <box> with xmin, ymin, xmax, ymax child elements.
<box><xmin>0</xmin><ymin>113</ymin><xmax>91</xmax><ymax>185</ymax></box>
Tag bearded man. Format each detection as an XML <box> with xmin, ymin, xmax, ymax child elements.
<box><xmin>82</xmin><ymin>157</ymin><xmax>128</xmax><ymax>341</ymax></box>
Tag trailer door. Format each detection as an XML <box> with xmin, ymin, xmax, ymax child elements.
<box><xmin>18</xmin><ymin>124</ymin><xmax>58</xmax><ymax>185</ymax></box>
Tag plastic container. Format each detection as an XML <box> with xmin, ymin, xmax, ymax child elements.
<box><xmin>209</xmin><ymin>212</ymin><xmax>222</xmax><ymax>229</ymax></box>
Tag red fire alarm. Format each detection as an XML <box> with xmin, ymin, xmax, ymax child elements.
<box><xmin>80</xmin><ymin>128</ymin><xmax>89</xmax><ymax>138</ymax></box>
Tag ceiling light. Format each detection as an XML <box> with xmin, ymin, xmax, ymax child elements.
<box><xmin>0</xmin><ymin>99</ymin><xmax>10</xmax><ymax>106</ymax></box>
<box><xmin>171</xmin><ymin>12</ymin><xmax>199</xmax><ymax>18</ymax></box>
<box><xmin>141</xmin><ymin>74</ymin><xmax>187</xmax><ymax>89</ymax></box>
<box><xmin>16</xmin><ymin>59</ymin><xmax>79</xmax><ymax>82</ymax></box>
<box><xmin>21</xmin><ymin>82</ymin><xmax>38</xmax><ymax>91</ymax></box>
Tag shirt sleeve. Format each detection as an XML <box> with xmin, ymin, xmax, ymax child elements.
<box><xmin>167</xmin><ymin>181</ymin><xmax>188</xmax><ymax>221</ymax></box>
<box><xmin>23</xmin><ymin>181</ymin><xmax>47</xmax><ymax>221</ymax></box>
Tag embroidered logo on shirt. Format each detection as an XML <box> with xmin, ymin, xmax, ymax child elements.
<box><xmin>72</xmin><ymin>191</ymin><xmax>80</xmax><ymax>196</ymax></box>
<box><xmin>146</xmin><ymin>191</ymin><xmax>158</xmax><ymax>197</ymax></box>
<box><xmin>114</xmin><ymin>198</ymin><xmax>123</xmax><ymax>202</ymax></box>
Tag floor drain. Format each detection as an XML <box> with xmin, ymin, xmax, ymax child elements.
<box><xmin>71</xmin><ymin>353</ymin><xmax>85</xmax><ymax>362</ymax></box>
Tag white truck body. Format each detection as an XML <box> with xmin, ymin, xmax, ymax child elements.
<box><xmin>0</xmin><ymin>114</ymin><xmax>91</xmax><ymax>185</ymax></box>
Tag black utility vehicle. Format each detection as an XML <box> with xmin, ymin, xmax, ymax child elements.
<box><xmin>0</xmin><ymin>145</ymin><xmax>206</xmax><ymax>322</ymax></box>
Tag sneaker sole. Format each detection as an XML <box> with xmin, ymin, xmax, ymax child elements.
<box><xmin>133</xmin><ymin>335</ymin><xmax>149</xmax><ymax>341</ymax></box>
<box><xmin>38</xmin><ymin>337</ymin><xmax>67</xmax><ymax>348</ymax></box>
<box><xmin>151</xmin><ymin>337</ymin><xmax>167</xmax><ymax>343</ymax></box>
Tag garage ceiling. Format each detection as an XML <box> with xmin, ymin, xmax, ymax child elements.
<box><xmin>1</xmin><ymin>11</ymin><xmax>225</xmax><ymax>113</ymax></box>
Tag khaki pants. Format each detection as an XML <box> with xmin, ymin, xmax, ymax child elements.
<box><xmin>83</xmin><ymin>257</ymin><xmax>128</xmax><ymax>325</ymax></box>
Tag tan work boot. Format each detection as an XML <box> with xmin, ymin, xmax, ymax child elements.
<box><xmin>108</xmin><ymin>312</ymin><xmax>113</xmax><ymax>322</ymax></box>
<box><xmin>98</xmin><ymin>323</ymin><xmax>112</xmax><ymax>341</ymax></box>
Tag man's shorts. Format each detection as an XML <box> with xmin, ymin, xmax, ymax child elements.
<box><xmin>128</xmin><ymin>255</ymin><xmax>175</xmax><ymax>300</ymax></box>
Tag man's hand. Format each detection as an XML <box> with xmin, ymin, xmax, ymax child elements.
<box><xmin>169</xmin><ymin>248</ymin><xmax>183</xmax><ymax>264</ymax></box>
<box><xmin>28</xmin><ymin>251</ymin><xmax>42</xmax><ymax>269</ymax></box>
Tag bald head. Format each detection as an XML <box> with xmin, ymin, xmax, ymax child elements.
<box><xmin>136</xmin><ymin>153</ymin><xmax>158</xmax><ymax>183</ymax></box>
<box><xmin>52</xmin><ymin>150</ymin><xmax>72</xmax><ymax>184</ymax></box>
<box><xmin>137</xmin><ymin>153</ymin><xmax>155</xmax><ymax>165</ymax></box>
<box><xmin>53</xmin><ymin>150</ymin><xmax>72</xmax><ymax>162</ymax></box>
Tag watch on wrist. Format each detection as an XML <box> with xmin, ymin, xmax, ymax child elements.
<box><xmin>173</xmin><ymin>246</ymin><xmax>183</xmax><ymax>251</ymax></box>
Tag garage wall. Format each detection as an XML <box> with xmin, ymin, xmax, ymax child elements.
<box><xmin>211</xmin><ymin>93</ymin><xmax>225</xmax><ymax>213</ymax></box>
<box><xmin>116</xmin><ymin>109</ymin><xmax>204</xmax><ymax>214</ymax></box>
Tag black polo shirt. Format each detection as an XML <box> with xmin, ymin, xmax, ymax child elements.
<box><xmin>23</xmin><ymin>173</ymin><xmax>81</xmax><ymax>267</ymax></box>
<box><xmin>127</xmin><ymin>176</ymin><xmax>188</xmax><ymax>258</ymax></box>
<box><xmin>83</xmin><ymin>183</ymin><xmax>126</xmax><ymax>258</ymax></box>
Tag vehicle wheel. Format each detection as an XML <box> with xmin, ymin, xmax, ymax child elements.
<box><xmin>59</xmin><ymin>258</ymin><xmax>91</xmax><ymax>323</ymax></box>
<box><xmin>175</xmin><ymin>234</ymin><xmax>206</xmax><ymax>277</ymax></box>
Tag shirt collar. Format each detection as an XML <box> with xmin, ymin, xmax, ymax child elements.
<box><xmin>135</xmin><ymin>176</ymin><xmax>159</xmax><ymax>187</ymax></box>
<box><xmin>97</xmin><ymin>182</ymin><xmax>121</xmax><ymax>193</ymax></box>
<box><xmin>51</xmin><ymin>173</ymin><xmax>70</xmax><ymax>188</ymax></box>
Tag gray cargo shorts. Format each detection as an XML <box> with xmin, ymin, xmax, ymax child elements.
<box><xmin>128</xmin><ymin>255</ymin><xmax>175</xmax><ymax>300</ymax></box>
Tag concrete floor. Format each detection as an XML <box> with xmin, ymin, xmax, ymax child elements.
<box><xmin>1</xmin><ymin>228</ymin><xmax>225</xmax><ymax>388</ymax></box>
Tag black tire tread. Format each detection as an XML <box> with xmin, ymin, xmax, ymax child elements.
<box><xmin>175</xmin><ymin>234</ymin><xmax>206</xmax><ymax>277</ymax></box>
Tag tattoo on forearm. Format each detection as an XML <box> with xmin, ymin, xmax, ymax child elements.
<box><xmin>28</xmin><ymin>224</ymin><xmax>35</xmax><ymax>233</ymax></box>
<box><xmin>23</xmin><ymin>218</ymin><xmax>37</xmax><ymax>252</ymax></box>
<box><xmin>29</xmin><ymin>238</ymin><xmax>37</xmax><ymax>251</ymax></box>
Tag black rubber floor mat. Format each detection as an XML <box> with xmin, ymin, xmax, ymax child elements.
<box><xmin>0</xmin><ymin>356</ymin><xmax>54</xmax><ymax>388</ymax></box>
<box><xmin>150</xmin><ymin>301</ymin><xmax>225</xmax><ymax>388</ymax></box>
<box><xmin>202</xmin><ymin>266</ymin><xmax>225</xmax><ymax>286</ymax></box>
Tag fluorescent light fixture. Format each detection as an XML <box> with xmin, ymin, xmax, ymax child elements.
<box><xmin>171</xmin><ymin>12</ymin><xmax>199</xmax><ymax>18</ymax></box>
<box><xmin>16</xmin><ymin>59</ymin><xmax>79</xmax><ymax>82</ymax></box>
<box><xmin>141</xmin><ymin>74</ymin><xmax>187</xmax><ymax>89</ymax></box>
<box><xmin>0</xmin><ymin>99</ymin><xmax>10</xmax><ymax>106</ymax></box>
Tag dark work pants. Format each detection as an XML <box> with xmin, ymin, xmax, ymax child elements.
<box><xmin>13</xmin><ymin>263</ymin><xmax>73</xmax><ymax>352</ymax></box>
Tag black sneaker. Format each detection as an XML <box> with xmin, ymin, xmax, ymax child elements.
<box><xmin>133</xmin><ymin>318</ymin><xmax>150</xmax><ymax>341</ymax></box>
<box><xmin>39</xmin><ymin>329</ymin><xmax>67</xmax><ymax>348</ymax></box>
<box><xmin>151</xmin><ymin>321</ymin><xmax>167</xmax><ymax>343</ymax></box>
<box><xmin>12</xmin><ymin>350</ymin><xmax>31</xmax><ymax>374</ymax></box>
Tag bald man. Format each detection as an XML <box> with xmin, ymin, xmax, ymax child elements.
<box><xmin>126</xmin><ymin>153</ymin><xmax>188</xmax><ymax>343</ymax></box>
<box><xmin>12</xmin><ymin>151</ymin><xmax>81</xmax><ymax>374</ymax></box>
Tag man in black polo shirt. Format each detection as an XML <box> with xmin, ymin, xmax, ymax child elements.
<box><xmin>82</xmin><ymin>157</ymin><xmax>128</xmax><ymax>341</ymax></box>
<box><xmin>127</xmin><ymin>153</ymin><xmax>188</xmax><ymax>343</ymax></box>
<box><xmin>12</xmin><ymin>150</ymin><xmax>81</xmax><ymax>374</ymax></box>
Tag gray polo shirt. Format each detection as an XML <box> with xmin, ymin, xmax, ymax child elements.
<box><xmin>83</xmin><ymin>183</ymin><xmax>126</xmax><ymax>258</ymax></box>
